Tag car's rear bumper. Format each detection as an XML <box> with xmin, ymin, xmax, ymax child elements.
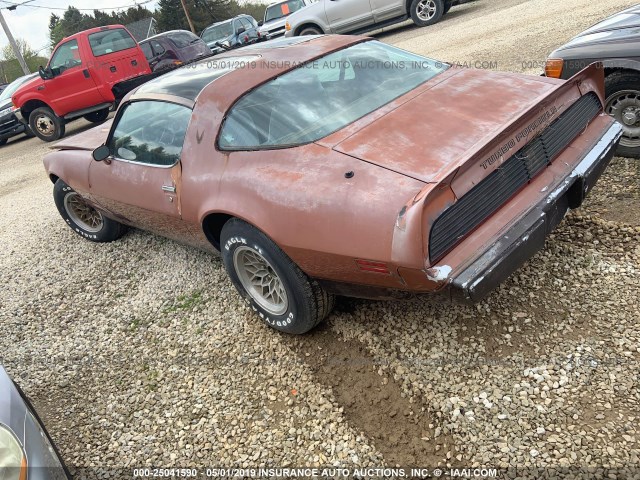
<box><xmin>449</xmin><ymin>121</ymin><xmax>623</xmax><ymax>303</ymax></box>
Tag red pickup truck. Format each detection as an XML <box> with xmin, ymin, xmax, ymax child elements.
<box><xmin>13</xmin><ymin>25</ymin><xmax>153</xmax><ymax>142</ymax></box>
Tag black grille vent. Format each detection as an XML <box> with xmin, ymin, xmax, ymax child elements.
<box><xmin>429</xmin><ymin>92</ymin><xmax>601</xmax><ymax>263</ymax></box>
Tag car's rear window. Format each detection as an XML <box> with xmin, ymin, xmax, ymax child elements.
<box><xmin>88</xmin><ymin>28</ymin><xmax>137</xmax><ymax>57</ymax></box>
<box><xmin>168</xmin><ymin>31</ymin><xmax>201</xmax><ymax>48</ymax></box>
<box><xmin>218</xmin><ymin>41</ymin><xmax>448</xmax><ymax>150</ymax></box>
<box><xmin>202</xmin><ymin>22</ymin><xmax>233</xmax><ymax>43</ymax></box>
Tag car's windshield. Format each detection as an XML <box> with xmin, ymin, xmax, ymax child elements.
<box><xmin>0</xmin><ymin>75</ymin><xmax>34</xmax><ymax>102</ymax></box>
<box><xmin>265</xmin><ymin>0</ymin><xmax>306</xmax><ymax>22</ymax></box>
<box><xmin>202</xmin><ymin>22</ymin><xmax>233</xmax><ymax>42</ymax></box>
<box><xmin>219</xmin><ymin>41</ymin><xmax>448</xmax><ymax>149</ymax></box>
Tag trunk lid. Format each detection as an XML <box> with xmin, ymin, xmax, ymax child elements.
<box><xmin>330</xmin><ymin>68</ymin><xmax>562</xmax><ymax>184</ymax></box>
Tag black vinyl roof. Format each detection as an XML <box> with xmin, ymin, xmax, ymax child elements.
<box><xmin>135</xmin><ymin>55</ymin><xmax>259</xmax><ymax>101</ymax></box>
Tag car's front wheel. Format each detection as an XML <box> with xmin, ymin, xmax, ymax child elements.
<box><xmin>220</xmin><ymin>218</ymin><xmax>335</xmax><ymax>334</ymax></box>
<box><xmin>298</xmin><ymin>25</ymin><xmax>322</xmax><ymax>36</ymax></box>
<box><xmin>410</xmin><ymin>0</ymin><xmax>445</xmax><ymax>27</ymax></box>
<box><xmin>53</xmin><ymin>180</ymin><xmax>126</xmax><ymax>242</ymax></box>
<box><xmin>29</xmin><ymin>107</ymin><xmax>65</xmax><ymax>142</ymax></box>
<box><xmin>605</xmin><ymin>71</ymin><xmax>640</xmax><ymax>159</ymax></box>
<box><xmin>83</xmin><ymin>108</ymin><xmax>109</xmax><ymax>123</ymax></box>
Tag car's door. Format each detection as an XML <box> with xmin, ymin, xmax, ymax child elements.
<box><xmin>88</xmin><ymin>99</ymin><xmax>195</xmax><ymax>243</ymax></box>
<box><xmin>139</xmin><ymin>41</ymin><xmax>159</xmax><ymax>70</ymax></box>
<box><xmin>240</xmin><ymin>17</ymin><xmax>259</xmax><ymax>43</ymax></box>
<box><xmin>369</xmin><ymin>0</ymin><xmax>405</xmax><ymax>22</ymax></box>
<box><xmin>46</xmin><ymin>38</ymin><xmax>105</xmax><ymax>115</ymax></box>
<box><xmin>324</xmin><ymin>0</ymin><xmax>375</xmax><ymax>33</ymax></box>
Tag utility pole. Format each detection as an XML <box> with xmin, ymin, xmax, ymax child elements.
<box><xmin>0</xmin><ymin>8</ymin><xmax>29</xmax><ymax>75</ymax></box>
<box><xmin>179</xmin><ymin>0</ymin><xmax>196</xmax><ymax>34</ymax></box>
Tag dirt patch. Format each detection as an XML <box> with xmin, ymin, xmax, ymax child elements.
<box><xmin>294</xmin><ymin>326</ymin><xmax>450</xmax><ymax>467</ymax></box>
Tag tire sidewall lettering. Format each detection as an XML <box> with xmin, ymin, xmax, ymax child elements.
<box><xmin>225</xmin><ymin>236</ymin><xmax>297</xmax><ymax>329</ymax></box>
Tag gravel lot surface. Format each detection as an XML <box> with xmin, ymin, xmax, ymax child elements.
<box><xmin>1</xmin><ymin>0</ymin><xmax>639</xmax><ymax>477</ymax></box>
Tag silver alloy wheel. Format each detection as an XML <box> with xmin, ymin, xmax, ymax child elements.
<box><xmin>233</xmin><ymin>246</ymin><xmax>288</xmax><ymax>316</ymax></box>
<box><xmin>63</xmin><ymin>192</ymin><xmax>104</xmax><ymax>233</ymax></box>
<box><xmin>416</xmin><ymin>0</ymin><xmax>437</xmax><ymax>21</ymax></box>
<box><xmin>605</xmin><ymin>89</ymin><xmax>640</xmax><ymax>148</ymax></box>
<box><xmin>34</xmin><ymin>113</ymin><xmax>55</xmax><ymax>137</ymax></box>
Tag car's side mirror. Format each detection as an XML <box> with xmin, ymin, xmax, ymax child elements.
<box><xmin>38</xmin><ymin>66</ymin><xmax>54</xmax><ymax>80</ymax></box>
<box><xmin>92</xmin><ymin>144</ymin><xmax>111</xmax><ymax>162</ymax></box>
<box><xmin>258</xmin><ymin>20</ymin><xmax>263</xmax><ymax>26</ymax></box>
<box><xmin>236</xmin><ymin>26</ymin><xmax>246</xmax><ymax>35</ymax></box>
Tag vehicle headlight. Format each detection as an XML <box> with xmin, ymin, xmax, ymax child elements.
<box><xmin>0</xmin><ymin>424</ymin><xmax>26</xmax><ymax>480</ymax></box>
<box><xmin>544</xmin><ymin>58</ymin><xmax>564</xmax><ymax>78</ymax></box>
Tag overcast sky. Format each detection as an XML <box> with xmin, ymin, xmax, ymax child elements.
<box><xmin>0</xmin><ymin>0</ymin><xmax>272</xmax><ymax>59</ymax></box>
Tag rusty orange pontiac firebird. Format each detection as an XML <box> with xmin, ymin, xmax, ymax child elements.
<box><xmin>43</xmin><ymin>35</ymin><xmax>622</xmax><ymax>334</ymax></box>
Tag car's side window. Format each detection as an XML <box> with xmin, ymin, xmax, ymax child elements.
<box><xmin>109</xmin><ymin>101</ymin><xmax>192</xmax><ymax>167</ymax></box>
<box><xmin>50</xmin><ymin>39</ymin><xmax>81</xmax><ymax>74</ymax></box>
<box><xmin>240</xmin><ymin>18</ymin><xmax>253</xmax><ymax>31</ymax></box>
<box><xmin>140</xmin><ymin>42</ymin><xmax>153</xmax><ymax>61</ymax></box>
<box><xmin>151</xmin><ymin>40</ymin><xmax>166</xmax><ymax>55</ymax></box>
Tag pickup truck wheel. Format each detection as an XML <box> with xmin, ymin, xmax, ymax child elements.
<box><xmin>29</xmin><ymin>107</ymin><xmax>65</xmax><ymax>142</ymax></box>
<box><xmin>298</xmin><ymin>25</ymin><xmax>322</xmax><ymax>35</ymax></box>
<box><xmin>410</xmin><ymin>0</ymin><xmax>445</xmax><ymax>26</ymax></box>
<box><xmin>221</xmin><ymin>218</ymin><xmax>335</xmax><ymax>334</ymax></box>
<box><xmin>0</xmin><ymin>138</ymin><xmax>7</xmax><ymax>146</ymax></box>
<box><xmin>84</xmin><ymin>108</ymin><xmax>109</xmax><ymax>123</ymax></box>
<box><xmin>53</xmin><ymin>179</ymin><xmax>127</xmax><ymax>242</ymax></box>
<box><xmin>604</xmin><ymin>71</ymin><xmax>640</xmax><ymax>159</ymax></box>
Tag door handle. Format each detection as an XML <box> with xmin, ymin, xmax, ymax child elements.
<box><xmin>162</xmin><ymin>185</ymin><xmax>176</xmax><ymax>193</ymax></box>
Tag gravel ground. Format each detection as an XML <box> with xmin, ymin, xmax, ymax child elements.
<box><xmin>1</xmin><ymin>0</ymin><xmax>639</xmax><ymax>477</ymax></box>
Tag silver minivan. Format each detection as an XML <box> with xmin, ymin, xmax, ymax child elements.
<box><xmin>284</xmin><ymin>0</ymin><xmax>457</xmax><ymax>36</ymax></box>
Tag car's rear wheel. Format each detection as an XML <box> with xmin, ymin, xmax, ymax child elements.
<box><xmin>605</xmin><ymin>71</ymin><xmax>640</xmax><ymax>159</ymax></box>
<box><xmin>83</xmin><ymin>108</ymin><xmax>109</xmax><ymax>123</ymax></box>
<box><xmin>220</xmin><ymin>218</ymin><xmax>335</xmax><ymax>334</ymax></box>
<box><xmin>53</xmin><ymin>179</ymin><xmax>126</xmax><ymax>242</ymax></box>
<box><xmin>29</xmin><ymin>107</ymin><xmax>65</xmax><ymax>142</ymax></box>
<box><xmin>298</xmin><ymin>25</ymin><xmax>322</xmax><ymax>35</ymax></box>
<box><xmin>410</xmin><ymin>0</ymin><xmax>445</xmax><ymax>26</ymax></box>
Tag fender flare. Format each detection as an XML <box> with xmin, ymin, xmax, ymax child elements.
<box><xmin>16</xmin><ymin>93</ymin><xmax>59</xmax><ymax>121</ymax></box>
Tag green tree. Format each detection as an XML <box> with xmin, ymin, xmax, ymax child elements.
<box><xmin>156</xmin><ymin>0</ymin><xmax>232</xmax><ymax>33</ymax></box>
<box><xmin>1</xmin><ymin>38</ymin><xmax>35</xmax><ymax>62</ymax></box>
<box><xmin>48</xmin><ymin>5</ymin><xmax>154</xmax><ymax>49</ymax></box>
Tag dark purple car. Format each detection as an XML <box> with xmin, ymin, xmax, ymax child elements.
<box><xmin>139</xmin><ymin>30</ymin><xmax>210</xmax><ymax>72</ymax></box>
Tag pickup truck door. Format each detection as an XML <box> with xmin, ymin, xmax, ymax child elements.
<box><xmin>324</xmin><ymin>0</ymin><xmax>375</xmax><ymax>33</ymax></box>
<box><xmin>88</xmin><ymin>100</ymin><xmax>195</xmax><ymax>243</ymax></box>
<box><xmin>45</xmin><ymin>38</ymin><xmax>105</xmax><ymax>116</ymax></box>
<box><xmin>369</xmin><ymin>0</ymin><xmax>406</xmax><ymax>22</ymax></box>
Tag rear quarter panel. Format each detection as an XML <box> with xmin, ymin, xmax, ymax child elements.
<box><xmin>179</xmin><ymin>108</ymin><xmax>427</xmax><ymax>288</ymax></box>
